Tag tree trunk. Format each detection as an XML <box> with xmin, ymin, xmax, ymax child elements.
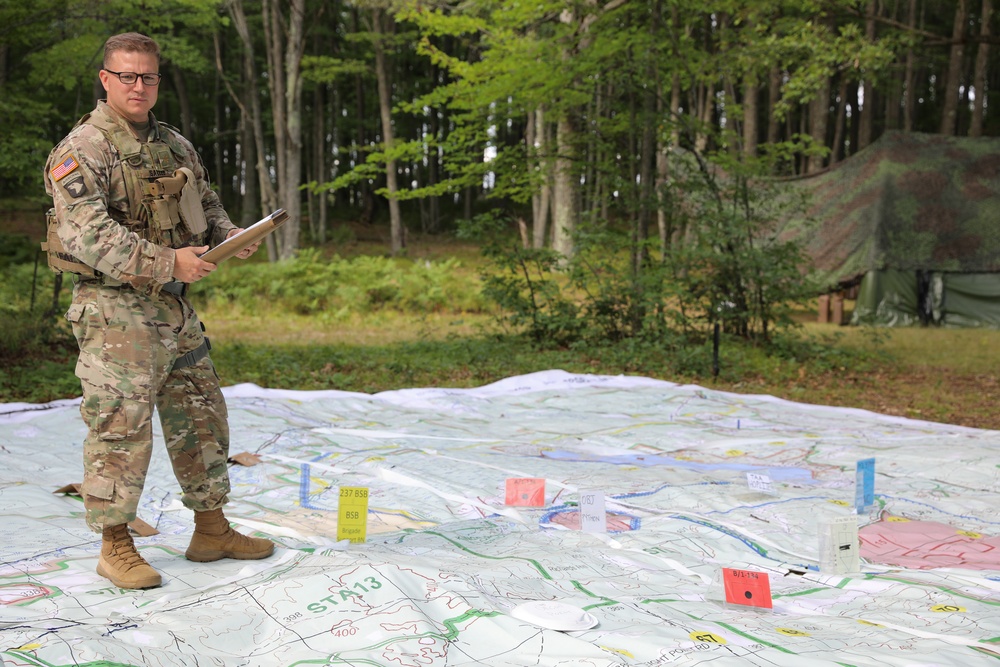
<box><xmin>212</xmin><ymin>69</ymin><xmax>224</xmax><ymax>201</ymax></box>
<box><xmin>582</xmin><ymin>81</ymin><xmax>598</xmax><ymax>220</ymax></box>
<box><xmin>627</xmin><ymin>83</ymin><xmax>640</xmax><ymax>247</ymax></box>
<box><xmin>170</xmin><ymin>66</ymin><xmax>194</xmax><ymax>139</ymax></box>
<box><xmin>319</xmin><ymin>85</ymin><xmax>328</xmax><ymax>242</ymax></box>
<box><xmin>262</xmin><ymin>0</ymin><xmax>286</xmax><ymax>259</ymax></box>
<box><xmin>857</xmin><ymin>0</ymin><xmax>877</xmax><ymax>150</ymax></box>
<box><xmin>939</xmin><ymin>0</ymin><xmax>968</xmax><ymax>135</ymax></box>
<box><xmin>552</xmin><ymin>114</ymin><xmax>576</xmax><ymax>261</ymax></box>
<box><xmin>635</xmin><ymin>116</ymin><xmax>653</xmax><ymax>272</ymax></box>
<box><xmin>330</xmin><ymin>81</ymin><xmax>344</xmax><ymax>214</ymax></box>
<box><xmin>216</xmin><ymin>4</ymin><xmax>276</xmax><ymax>255</ymax></box>
<box><xmin>546</xmin><ymin>0</ymin><xmax>628</xmax><ymax>258</ymax></box>
<box><xmin>797</xmin><ymin>104</ymin><xmax>808</xmax><ymax>174</ymax></box>
<box><xmin>742</xmin><ymin>73</ymin><xmax>759</xmax><ymax>158</ymax></box>
<box><xmin>970</xmin><ymin>0</ymin><xmax>992</xmax><ymax>137</ymax></box>
<box><xmin>656</xmin><ymin>73</ymin><xmax>679</xmax><ymax>255</ymax></box>
<box><xmin>311</xmin><ymin>83</ymin><xmax>326</xmax><ymax>244</ymax></box>
<box><xmin>528</xmin><ymin>107</ymin><xmax>545</xmax><ymax>247</ymax></box>
<box><xmin>657</xmin><ymin>3</ymin><xmax>682</xmax><ymax>253</ymax></box>
<box><xmin>427</xmin><ymin>95</ymin><xmax>441</xmax><ymax>233</ymax></box>
<box><xmin>807</xmin><ymin>77</ymin><xmax>830</xmax><ymax>173</ymax></box>
<box><xmin>259</xmin><ymin>0</ymin><xmax>308</xmax><ymax>259</ymax></box>
<box><xmin>239</xmin><ymin>112</ymin><xmax>258</xmax><ymax>227</ymax></box>
<box><xmin>767</xmin><ymin>67</ymin><xmax>781</xmax><ymax>146</ymax></box>
<box><xmin>903</xmin><ymin>0</ymin><xmax>917</xmax><ymax>132</ymax></box>
<box><xmin>831</xmin><ymin>77</ymin><xmax>848</xmax><ymax>164</ymax></box>
<box><xmin>278</xmin><ymin>0</ymin><xmax>306</xmax><ymax>259</ymax></box>
<box><xmin>593</xmin><ymin>87</ymin><xmax>604</xmax><ymax>221</ymax></box>
<box><xmin>884</xmin><ymin>69</ymin><xmax>901</xmax><ymax>131</ymax></box>
<box><xmin>532</xmin><ymin>108</ymin><xmax>551</xmax><ymax>248</ymax></box>
<box><xmin>843</xmin><ymin>82</ymin><xmax>856</xmax><ymax>158</ymax></box>
<box><xmin>373</xmin><ymin>7</ymin><xmax>404</xmax><ymax>255</ymax></box>
<box><xmin>526</xmin><ymin>106</ymin><xmax>537</xmax><ymax>234</ymax></box>
<box><xmin>696</xmin><ymin>82</ymin><xmax>714</xmax><ymax>153</ymax></box>
<box><xmin>352</xmin><ymin>9</ymin><xmax>374</xmax><ymax>224</ymax></box>
<box><xmin>883</xmin><ymin>0</ymin><xmax>904</xmax><ymax>132</ymax></box>
<box><xmin>636</xmin><ymin>36</ymin><xmax>658</xmax><ymax>274</ymax></box>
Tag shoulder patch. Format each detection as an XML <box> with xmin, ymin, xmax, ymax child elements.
<box><xmin>51</xmin><ymin>154</ymin><xmax>80</xmax><ymax>181</ymax></box>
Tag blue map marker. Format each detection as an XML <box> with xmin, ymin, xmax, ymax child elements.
<box><xmin>855</xmin><ymin>458</ymin><xmax>875</xmax><ymax>511</ymax></box>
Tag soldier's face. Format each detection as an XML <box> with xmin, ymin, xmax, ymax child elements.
<box><xmin>100</xmin><ymin>50</ymin><xmax>159</xmax><ymax>123</ymax></box>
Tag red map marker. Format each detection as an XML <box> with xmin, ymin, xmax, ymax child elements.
<box><xmin>505</xmin><ymin>478</ymin><xmax>546</xmax><ymax>507</ymax></box>
<box><xmin>722</xmin><ymin>567</ymin><xmax>773</xmax><ymax>609</ymax></box>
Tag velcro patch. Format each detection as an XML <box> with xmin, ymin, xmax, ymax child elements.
<box><xmin>51</xmin><ymin>154</ymin><xmax>80</xmax><ymax>181</ymax></box>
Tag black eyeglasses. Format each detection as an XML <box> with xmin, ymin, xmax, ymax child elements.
<box><xmin>103</xmin><ymin>68</ymin><xmax>162</xmax><ymax>86</ymax></box>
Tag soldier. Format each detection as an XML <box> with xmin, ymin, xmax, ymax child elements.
<box><xmin>43</xmin><ymin>32</ymin><xmax>274</xmax><ymax>589</ymax></box>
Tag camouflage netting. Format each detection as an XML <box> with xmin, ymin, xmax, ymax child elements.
<box><xmin>779</xmin><ymin>130</ymin><xmax>1000</xmax><ymax>292</ymax></box>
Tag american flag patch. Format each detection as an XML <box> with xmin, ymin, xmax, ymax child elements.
<box><xmin>51</xmin><ymin>154</ymin><xmax>79</xmax><ymax>181</ymax></box>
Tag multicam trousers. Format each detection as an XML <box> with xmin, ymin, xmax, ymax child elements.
<box><xmin>67</xmin><ymin>281</ymin><xmax>231</xmax><ymax>532</ymax></box>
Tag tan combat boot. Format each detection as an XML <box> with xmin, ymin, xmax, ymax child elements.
<box><xmin>96</xmin><ymin>524</ymin><xmax>162</xmax><ymax>589</ymax></box>
<box><xmin>185</xmin><ymin>508</ymin><xmax>274</xmax><ymax>562</ymax></box>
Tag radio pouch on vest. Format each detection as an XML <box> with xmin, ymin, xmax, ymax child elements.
<box><xmin>150</xmin><ymin>168</ymin><xmax>208</xmax><ymax>237</ymax></box>
<box><xmin>43</xmin><ymin>107</ymin><xmax>209</xmax><ymax>275</ymax></box>
<box><xmin>42</xmin><ymin>207</ymin><xmax>96</xmax><ymax>278</ymax></box>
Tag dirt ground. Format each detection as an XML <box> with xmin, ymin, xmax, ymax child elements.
<box><xmin>714</xmin><ymin>366</ymin><xmax>1000</xmax><ymax>431</ymax></box>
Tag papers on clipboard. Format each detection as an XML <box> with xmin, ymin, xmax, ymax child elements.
<box><xmin>199</xmin><ymin>209</ymin><xmax>289</xmax><ymax>264</ymax></box>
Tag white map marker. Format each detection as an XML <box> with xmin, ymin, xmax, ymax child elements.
<box><xmin>510</xmin><ymin>601</ymin><xmax>599</xmax><ymax>631</ymax></box>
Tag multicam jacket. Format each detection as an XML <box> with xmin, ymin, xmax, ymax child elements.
<box><xmin>44</xmin><ymin>100</ymin><xmax>236</xmax><ymax>289</ymax></box>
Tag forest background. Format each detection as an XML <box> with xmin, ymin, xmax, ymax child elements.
<box><xmin>1</xmin><ymin>0</ymin><xmax>998</xmax><ymax>429</ymax></box>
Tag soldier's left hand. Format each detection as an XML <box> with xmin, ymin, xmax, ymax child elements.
<box><xmin>228</xmin><ymin>228</ymin><xmax>261</xmax><ymax>259</ymax></box>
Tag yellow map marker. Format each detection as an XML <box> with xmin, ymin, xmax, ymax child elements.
<box><xmin>776</xmin><ymin>627</ymin><xmax>811</xmax><ymax>637</ymax></box>
<box><xmin>338</xmin><ymin>487</ymin><xmax>369</xmax><ymax>543</ymax></box>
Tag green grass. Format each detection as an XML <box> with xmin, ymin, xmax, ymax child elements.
<box><xmin>818</xmin><ymin>323</ymin><xmax>999</xmax><ymax>374</ymax></box>
<box><xmin>3</xmin><ymin>224</ymin><xmax>1000</xmax><ymax>429</ymax></box>
<box><xmin>3</xmin><ymin>297</ymin><xmax>999</xmax><ymax>430</ymax></box>
<box><xmin>181</xmin><ymin>307</ymin><xmax>897</xmax><ymax>394</ymax></box>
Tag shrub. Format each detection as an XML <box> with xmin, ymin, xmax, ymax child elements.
<box><xmin>467</xmin><ymin>149</ymin><xmax>814</xmax><ymax>348</ymax></box>
<box><xmin>193</xmin><ymin>249</ymin><xmax>486</xmax><ymax>316</ymax></box>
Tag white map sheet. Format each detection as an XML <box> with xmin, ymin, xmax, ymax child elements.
<box><xmin>1</xmin><ymin>370</ymin><xmax>999</xmax><ymax>666</ymax></box>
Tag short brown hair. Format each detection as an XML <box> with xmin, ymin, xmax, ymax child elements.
<box><xmin>103</xmin><ymin>32</ymin><xmax>160</xmax><ymax>67</ymax></box>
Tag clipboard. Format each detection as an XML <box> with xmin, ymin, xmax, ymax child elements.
<box><xmin>199</xmin><ymin>209</ymin><xmax>289</xmax><ymax>264</ymax></box>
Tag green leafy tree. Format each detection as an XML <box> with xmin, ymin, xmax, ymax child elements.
<box><xmin>662</xmin><ymin>145</ymin><xmax>815</xmax><ymax>340</ymax></box>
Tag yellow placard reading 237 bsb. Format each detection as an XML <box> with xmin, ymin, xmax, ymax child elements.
<box><xmin>337</xmin><ymin>487</ymin><xmax>369</xmax><ymax>543</ymax></box>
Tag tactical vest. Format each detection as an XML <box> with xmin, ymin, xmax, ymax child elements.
<box><xmin>44</xmin><ymin>109</ymin><xmax>207</xmax><ymax>276</ymax></box>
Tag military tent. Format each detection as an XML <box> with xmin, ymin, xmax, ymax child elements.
<box><xmin>782</xmin><ymin>130</ymin><xmax>1000</xmax><ymax>327</ymax></box>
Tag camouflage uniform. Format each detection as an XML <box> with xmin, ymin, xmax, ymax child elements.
<box><xmin>44</xmin><ymin>101</ymin><xmax>238</xmax><ymax>532</ymax></box>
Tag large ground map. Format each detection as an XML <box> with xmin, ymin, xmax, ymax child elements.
<box><xmin>1</xmin><ymin>370</ymin><xmax>998</xmax><ymax>666</ymax></box>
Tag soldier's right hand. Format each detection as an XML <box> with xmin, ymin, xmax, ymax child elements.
<box><xmin>172</xmin><ymin>246</ymin><xmax>216</xmax><ymax>283</ymax></box>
